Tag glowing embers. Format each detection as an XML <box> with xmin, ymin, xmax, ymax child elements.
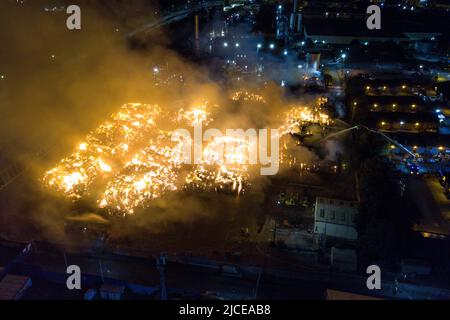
<box><xmin>231</xmin><ymin>90</ymin><xmax>266</xmax><ymax>104</ymax></box>
<box><xmin>43</xmin><ymin>102</ymin><xmax>252</xmax><ymax>215</ymax></box>
<box><xmin>43</xmin><ymin>96</ymin><xmax>324</xmax><ymax>215</ymax></box>
<box><xmin>43</xmin><ymin>103</ymin><xmax>161</xmax><ymax>199</ymax></box>
<box><xmin>99</xmin><ymin>141</ymin><xmax>179</xmax><ymax>215</ymax></box>
<box><xmin>176</xmin><ymin>105</ymin><xmax>212</xmax><ymax>126</ymax></box>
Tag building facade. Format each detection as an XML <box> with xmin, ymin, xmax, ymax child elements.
<box><xmin>314</xmin><ymin>197</ymin><xmax>358</xmax><ymax>240</ymax></box>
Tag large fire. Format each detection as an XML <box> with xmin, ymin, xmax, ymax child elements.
<box><xmin>280</xmin><ymin>103</ymin><xmax>330</xmax><ymax>135</ymax></box>
<box><xmin>43</xmin><ymin>94</ymin><xmax>331</xmax><ymax>215</ymax></box>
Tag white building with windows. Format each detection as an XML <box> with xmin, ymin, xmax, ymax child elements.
<box><xmin>314</xmin><ymin>197</ymin><xmax>358</xmax><ymax>240</ymax></box>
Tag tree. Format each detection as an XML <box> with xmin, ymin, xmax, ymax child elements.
<box><xmin>356</xmin><ymin>156</ymin><xmax>420</xmax><ymax>266</ymax></box>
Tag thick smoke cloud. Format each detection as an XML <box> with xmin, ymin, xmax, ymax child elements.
<box><xmin>0</xmin><ymin>1</ymin><xmax>327</xmax><ymax>248</ymax></box>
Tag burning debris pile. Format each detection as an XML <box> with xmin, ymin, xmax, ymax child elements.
<box><xmin>43</xmin><ymin>101</ymin><xmax>254</xmax><ymax>215</ymax></box>
<box><xmin>43</xmin><ymin>93</ymin><xmax>332</xmax><ymax>215</ymax></box>
<box><xmin>43</xmin><ymin>103</ymin><xmax>162</xmax><ymax>200</ymax></box>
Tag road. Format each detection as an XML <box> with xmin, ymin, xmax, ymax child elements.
<box><xmin>19</xmin><ymin>248</ymin><xmax>324</xmax><ymax>299</ymax></box>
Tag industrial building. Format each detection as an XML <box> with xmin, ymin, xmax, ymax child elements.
<box><xmin>313</xmin><ymin>197</ymin><xmax>358</xmax><ymax>240</ymax></box>
<box><xmin>350</xmin><ymin>74</ymin><xmax>441</xmax><ymax>134</ymax></box>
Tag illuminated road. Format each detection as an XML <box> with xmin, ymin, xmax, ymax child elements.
<box><xmin>408</xmin><ymin>176</ymin><xmax>450</xmax><ymax>236</ymax></box>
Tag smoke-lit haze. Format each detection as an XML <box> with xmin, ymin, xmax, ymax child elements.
<box><xmin>0</xmin><ymin>1</ymin><xmax>329</xmax><ymax>248</ymax></box>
